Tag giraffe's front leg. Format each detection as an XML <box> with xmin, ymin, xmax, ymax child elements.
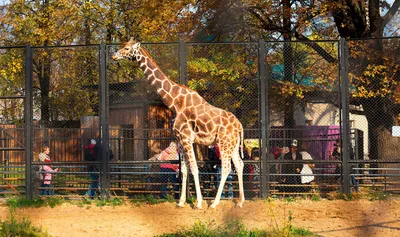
<box><xmin>177</xmin><ymin>160</ymin><xmax>187</xmax><ymax>208</ymax></box>
<box><xmin>181</xmin><ymin>140</ymin><xmax>203</xmax><ymax>209</ymax></box>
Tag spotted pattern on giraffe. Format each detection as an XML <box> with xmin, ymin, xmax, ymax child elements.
<box><xmin>112</xmin><ymin>38</ymin><xmax>245</xmax><ymax>209</ymax></box>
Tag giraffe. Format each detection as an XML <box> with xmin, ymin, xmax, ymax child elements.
<box><xmin>112</xmin><ymin>38</ymin><xmax>245</xmax><ymax>209</ymax></box>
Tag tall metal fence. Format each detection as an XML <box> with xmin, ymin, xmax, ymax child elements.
<box><xmin>0</xmin><ymin>38</ymin><xmax>399</xmax><ymax>200</ymax></box>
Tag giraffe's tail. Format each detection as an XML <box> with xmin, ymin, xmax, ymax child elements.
<box><xmin>239</xmin><ymin>125</ymin><xmax>244</xmax><ymax>160</ymax></box>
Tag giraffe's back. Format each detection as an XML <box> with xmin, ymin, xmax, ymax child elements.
<box><xmin>176</xmin><ymin>103</ymin><xmax>242</xmax><ymax>146</ymax></box>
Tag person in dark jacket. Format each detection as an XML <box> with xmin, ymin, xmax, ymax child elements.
<box><xmin>280</xmin><ymin>139</ymin><xmax>303</xmax><ymax>193</ymax></box>
<box><xmin>84</xmin><ymin>139</ymin><xmax>100</xmax><ymax>198</ymax></box>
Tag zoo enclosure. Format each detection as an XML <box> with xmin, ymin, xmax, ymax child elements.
<box><xmin>1</xmin><ymin>38</ymin><xmax>400</xmax><ymax>199</ymax></box>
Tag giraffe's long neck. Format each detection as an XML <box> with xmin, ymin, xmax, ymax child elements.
<box><xmin>136</xmin><ymin>48</ymin><xmax>180</xmax><ymax>112</ymax></box>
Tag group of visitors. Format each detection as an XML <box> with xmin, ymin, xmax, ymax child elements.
<box><xmin>38</xmin><ymin>139</ymin><xmax>114</xmax><ymax>198</ymax></box>
<box><xmin>276</xmin><ymin>138</ymin><xmax>358</xmax><ymax>194</ymax></box>
<box><xmin>147</xmin><ymin>141</ymin><xmax>238</xmax><ymax>199</ymax></box>
<box><xmin>37</xmin><ymin>137</ymin><xmax>355</xmax><ymax>198</ymax></box>
<box><xmin>277</xmin><ymin>139</ymin><xmax>315</xmax><ymax>193</ymax></box>
<box><xmin>148</xmin><ymin>141</ymin><xmax>180</xmax><ymax>199</ymax></box>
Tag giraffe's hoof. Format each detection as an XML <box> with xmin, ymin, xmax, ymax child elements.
<box><xmin>237</xmin><ymin>199</ymin><xmax>245</xmax><ymax>208</ymax></box>
<box><xmin>210</xmin><ymin>203</ymin><xmax>218</xmax><ymax>209</ymax></box>
<box><xmin>177</xmin><ymin>202</ymin><xmax>185</xmax><ymax>208</ymax></box>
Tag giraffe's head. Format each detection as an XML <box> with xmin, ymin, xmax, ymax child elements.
<box><xmin>112</xmin><ymin>38</ymin><xmax>141</xmax><ymax>61</ymax></box>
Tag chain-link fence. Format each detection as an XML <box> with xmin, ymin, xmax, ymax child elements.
<box><xmin>347</xmin><ymin>38</ymin><xmax>400</xmax><ymax>194</ymax></box>
<box><xmin>0</xmin><ymin>38</ymin><xmax>399</xmax><ymax>200</ymax></box>
<box><xmin>0</xmin><ymin>46</ymin><xmax>26</xmax><ymax>195</ymax></box>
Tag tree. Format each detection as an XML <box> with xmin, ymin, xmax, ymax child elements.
<box><xmin>1</xmin><ymin>0</ymin><xmax>86</xmax><ymax>124</ymax></box>
<box><xmin>326</xmin><ymin>1</ymin><xmax>400</xmax><ymax>162</ymax></box>
<box><xmin>187</xmin><ymin>0</ymin><xmax>400</xmax><ymax>161</ymax></box>
<box><xmin>0</xmin><ymin>0</ymin><xmax>195</xmax><ymax>124</ymax></box>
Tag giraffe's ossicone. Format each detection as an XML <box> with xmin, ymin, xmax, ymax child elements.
<box><xmin>112</xmin><ymin>38</ymin><xmax>245</xmax><ymax>209</ymax></box>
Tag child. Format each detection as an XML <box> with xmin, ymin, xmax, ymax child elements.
<box><xmin>39</xmin><ymin>146</ymin><xmax>59</xmax><ymax>195</ymax></box>
<box><xmin>250</xmin><ymin>148</ymin><xmax>261</xmax><ymax>196</ymax></box>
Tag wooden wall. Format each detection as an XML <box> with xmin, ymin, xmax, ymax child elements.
<box><xmin>0</xmin><ymin>124</ymin><xmax>24</xmax><ymax>164</ymax></box>
<box><xmin>0</xmin><ymin>104</ymin><xmax>174</xmax><ymax>163</ymax></box>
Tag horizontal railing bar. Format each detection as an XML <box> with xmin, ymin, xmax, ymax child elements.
<box><xmin>353</xmin><ymin>167</ymin><xmax>400</xmax><ymax>171</ymax></box>
<box><xmin>0</xmin><ymin>96</ymin><xmax>24</xmax><ymax>99</ymax></box>
<box><xmin>0</xmin><ymin>147</ymin><xmax>25</xmax><ymax>151</ymax></box>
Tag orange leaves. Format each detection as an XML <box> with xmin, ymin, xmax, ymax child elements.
<box><xmin>347</xmin><ymin>39</ymin><xmax>400</xmax><ymax>105</ymax></box>
<box><xmin>350</xmin><ymin>63</ymin><xmax>399</xmax><ymax>99</ymax></box>
<box><xmin>279</xmin><ymin>81</ymin><xmax>305</xmax><ymax>99</ymax></box>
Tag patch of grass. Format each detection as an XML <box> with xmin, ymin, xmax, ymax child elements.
<box><xmin>336</xmin><ymin>192</ymin><xmax>355</xmax><ymax>201</ymax></box>
<box><xmin>6</xmin><ymin>196</ymin><xmax>46</xmax><ymax>208</ymax></box>
<box><xmin>46</xmin><ymin>197</ymin><xmax>63</xmax><ymax>208</ymax></box>
<box><xmin>311</xmin><ymin>194</ymin><xmax>321</xmax><ymax>201</ymax></box>
<box><xmin>368</xmin><ymin>192</ymin><xmax>389</xmax><ymax>201</ymax></box>
<box><xmin>166</xmin><ymin>194</ymin><xmax>176</xmax><ymax>203</ymax></box>
<box><xmin>284</xmin><ymin>196</ymin><xmax>295</xmax><ymax>202</ymax></box>
<box><xmin>76</xmin><ymin>198</ymin><xmax>93</xmax><ymax>208</ymax></box>
<box><xmin>265</xmin><ymin>200</ymin><xmax>314</xmax><ymax>237</ymax></box>
<box><xmin>81</xmin><ymin>198</ymin><xmax>92</xmax><ymax>205</ymax></box>
<box><xmin>129</xmin><ymin>195</ymin><xmax>165</xmax><ymax>205</ymax></box>
<box><xmin>186</xmin><ymin>195</ymin><xmax>196</xmax><ymax>205</ymax></box>
<box><xmin>155</xmin><ymin>216</ymin><xmax>313</xmax><ymax>237</ymax></box>
<box><xmin>145</xmin><ymin>195</ymin><xmax>163</xmax><ymax>204</ymax></box>
<box><xmin>0</xmin><ymin>208</ymin><xmax>51</xmax><ymax>237</ymax></box>
<box><xmin>5</xmin><ymin>196</ymin><xmax>65</xmax><ymax>209</ymax></box>
<box><xmin>266</xmin><ymin>196</ymin><xmax>278</xmax><ymax>203</ymax></box>
<box><xmin>92</xmin><ymin>197</ymin><xmax>125</xmax><ymax>207</ymax></box>
<box><xmin>110</xmin><ymin>197</ymin><xmax>124</xmax><ymax>206</ymax></box>
<box><xmin>290</xmin><ymin>226</ymin><xmax>313</xmax><ymax>236</ymax></box>
<box><xmin>96</xmin><ymin>199</ymin><xmax>108</xmax><ymax>207</ymax></box>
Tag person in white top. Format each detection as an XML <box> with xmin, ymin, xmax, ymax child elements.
<box><xmin>299</xmin><ymin>144</ymin><xmax>315</xmax><ymax>192</ymax></box>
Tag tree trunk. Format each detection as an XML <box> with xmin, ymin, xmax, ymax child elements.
<box><xmin>362</xmin><ymin>97</ymin><xmax>400</xmax><ymax>173</ymax></box>
<box><xmin>38</xmin><ymin>51</ymin><xmax>52</xmax><ymax>124</ymax></box>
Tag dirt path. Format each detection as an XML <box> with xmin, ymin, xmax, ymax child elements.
<box><xmin>1</xmin><ymin>198</ymin><xmax>400</xmax><ymax>237</ymax></box>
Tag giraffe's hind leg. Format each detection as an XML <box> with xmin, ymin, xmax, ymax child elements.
<box><xmin>210</xmin><ymin>150</ymin><xmax>232</xmax><ymax>209</ymax></box>
<box><xmin>232</xmin><ymin>151</ymin><xmax>245</xmax><ymax>207</ymax></box>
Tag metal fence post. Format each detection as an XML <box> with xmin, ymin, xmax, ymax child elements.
<box><xmin>99</xmin><ymin>42</ymin><xmax>109</xmax><ymax>198</ymax></box>
<box><xmin>178</xmin><ymin>39</ymin><xmax>188</xmax><ymax>196</ymax></box>
<box><xmin>179</xmin><ymin>39</ymin><xmax>188</xmax><ymax>86</ymax></box>
<box><xmin>259</xmin><ymin>40</ymin><xmax>269</xmax><ymax>197</ymax></box>
<box><xmin>340</xmin><ymin>38</ymin><xmax>350</xmax><ymax>194</ymax></box>
<box><xmin>25</xmin><ymin>44</ymin><xmax>33</xmax><ymax>199</ymax></box>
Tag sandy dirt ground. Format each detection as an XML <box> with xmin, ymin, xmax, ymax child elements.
<box><xmin>1</xmin><ymin>198</ymin><xmax>400</xmax><ymax>237</ymax></box>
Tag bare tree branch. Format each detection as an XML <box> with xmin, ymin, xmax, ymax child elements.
<box><xmin>247</xmin><ymin>7</ymin><xmax>288</xmax><ymax>34</ymax></box>
<box><xmin>294</xmin><ymin>32</ymin><xmax>338</xmax><ymax>63</ymax></box>
<box><xmin>381</xmin><ymin>0</ymin><xmax>400</xmax><ymax>27</ymax></box>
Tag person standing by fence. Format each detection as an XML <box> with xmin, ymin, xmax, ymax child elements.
<box><xmin>38</xmin><ymin>146</ymin><xmax>59</xmax><ymax>196</ymax></box>
<box><xmin>281</xmin><ymin>140</ymin><xmax>303</xmax><ymax>193</ymax></box>
<box><xmin>249</xmin><ymin>148</ymin><xmax>261</xmax><ymax>197</ymax></box>
<box><xmin>149</xmin><ymin>141</ymin><xmax>180</xmax><ymax>199</ymax></box>
<box><xmin>84</xmin><ymin>139</ymin><xmax>100</xmax><ymax>199</ymax></box>
<box><xmin>214</xmin><ymin>144</ymin><xmax>234</xmax><ymax>199</ymax></box>
<box><xmin>299</xmin><ymin>144</ymin><xmax>315</xmax><ymax>192</ymax></box>
<box><xmin>330</xmin><ymin>139</ymin><xmax>358</xmax><ymax>192</ymax></box>
<box><xmin>158</xmin><ymin>141</ymin><xmax>180</xmax><ymax>199</ymax></box>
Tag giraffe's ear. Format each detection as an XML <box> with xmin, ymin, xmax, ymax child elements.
<box><xmin>129</xmin><ymin>37</ymin><xmax>135</xmax><ymax>43</ymax></box>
